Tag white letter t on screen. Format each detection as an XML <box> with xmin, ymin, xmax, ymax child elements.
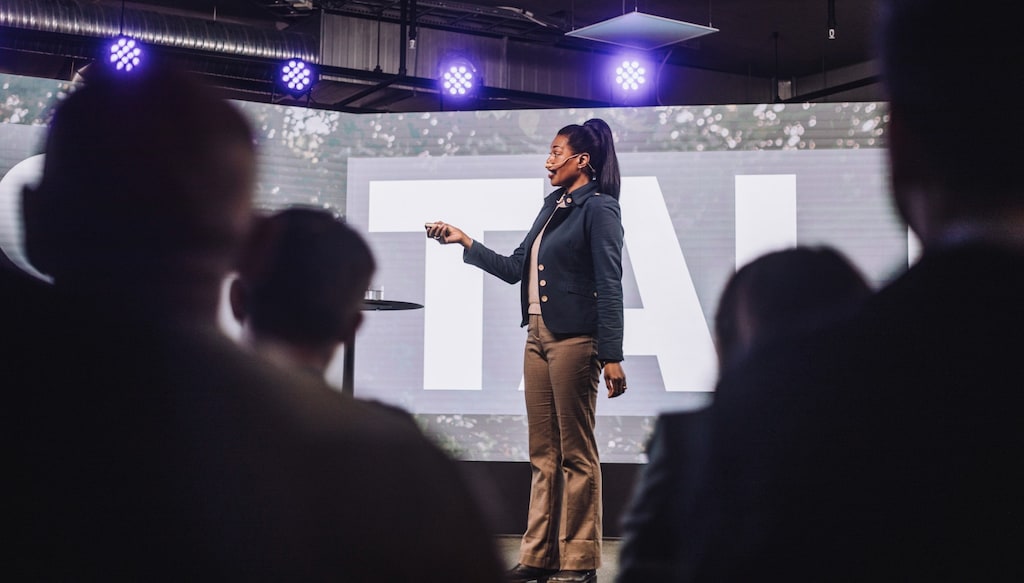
<box><xmin>368</xmin><ymin>178</ymin><xmax>542</xmax><ymax>390</ymax></box>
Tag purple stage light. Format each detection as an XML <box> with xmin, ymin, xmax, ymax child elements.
<box><xmin>439</xmin><ymin>57</ymin><xmax>478</xmax><ymax>98</ymax></box>
<box><xmin>280</xmin><ymin>60</ymin><xmax>315</xmax><ymax>95</ymax></box>
<box><xmin>615</xmin><ymin>59</ymin><xmax>647</xmax><ymax>91</ymax></box>
<box><xmin>108</xmin><ymin>37</ymin><xmax>143</xmax><ymax>72</ymax></box>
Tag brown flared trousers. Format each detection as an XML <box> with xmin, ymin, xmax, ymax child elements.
<box><xmin>518</xmin><ymin>314</ymin><xmax>602</xmax><ymax>571</ymax></box>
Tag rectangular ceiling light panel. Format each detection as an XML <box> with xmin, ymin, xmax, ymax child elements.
<box><xmin>565</xmin><ymin>11</ymin><xmax>718</xmax><ymax>50</ymax></box>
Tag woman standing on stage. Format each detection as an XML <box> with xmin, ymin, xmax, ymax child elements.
<box><xmin>427</xmin><ymin>118</ymin><xmax>627</xmax><ymax>583</ymax></box>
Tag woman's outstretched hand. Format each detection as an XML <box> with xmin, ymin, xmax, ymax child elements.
<box><xmin>425</xmin><ymin>221</ymin><xmax>471</xmax><ymax>249</ymax></box>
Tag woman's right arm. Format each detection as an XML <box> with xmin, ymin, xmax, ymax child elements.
<box><xmin>426</xmin><ymin>220</ymin><xmax>525</xmax><ymax>284</ymax></box>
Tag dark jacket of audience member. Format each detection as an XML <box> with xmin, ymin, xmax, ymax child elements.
<box><xmin>679</xmin><ymin>2</ymin><xmax>1024</xmax><ymax>580</ymax></box>
<box><xmin>4</xmin><ymin>64</ymin><xmax>503</xmax><ymax>581</ymax></box>
<box><xmin>616</xmin><ymin>246</ymin><xmax>871</xmax><ymax>582</ymax></box>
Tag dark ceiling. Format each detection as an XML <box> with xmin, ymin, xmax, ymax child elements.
<box><xmin>151</xmin><ymin>0</ymin><xmax>880</xmax><ymax>77</ymax></box>
<box><xmin>0</xmin><ymin>0</ymin><xmax>881</xmax><ymax>112</ymax></box>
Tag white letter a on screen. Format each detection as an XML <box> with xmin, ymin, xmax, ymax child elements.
<box><xmin>620</xmin><ymin>176</ymin><xmax>718</xmax><ymax>392</ymax></box>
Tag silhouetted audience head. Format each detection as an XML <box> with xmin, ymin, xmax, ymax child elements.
<box><xmin>22</xmin><ymin>64</ymin><xmax>256</xmax><ymax>318</ymax></box>
<box><xmin>230</xmin><ymin>207</ymin><xmax>376</xmax><ymax>374</ymax></box>
<box><xmin>880</xmin><ymin>0</ymin><xmax>1022</xmax><ymax>243</ymax></box>
<box><xmin>714</xmin><ymin>246</ymin><xmax>871</xmax><ymax>371</ymax></box>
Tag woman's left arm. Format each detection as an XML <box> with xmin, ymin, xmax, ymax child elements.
<box><xmin>588</xmin><ymin>197</ymin><xmax>627</xmax><ymax>397</ymax></box>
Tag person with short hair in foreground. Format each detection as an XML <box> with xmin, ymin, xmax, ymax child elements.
<box><xmin>677</xmin><ymin>1</ymin><xmax>1024</xmax><ymax>580</ymax></box>
<box><xmin>616</xmin><ymin>245</ymin><xmax>871</xmax><ymax>582</ymax></box>
<box><xmin>230</xmin><ymin>206</ymin><xmax>374</xmax><ymax>378</ymax></box>
<box><xmin>6</xmin><ymin>63</ymin><xmax>504</xmax><ymax>581</ymax></box>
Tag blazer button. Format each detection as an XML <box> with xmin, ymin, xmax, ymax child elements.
<box><xmin>539</xmin><ymin>280</ymin><xmax>546</xmax><ymax>287</ymax></box>
<box><xmin>541</xmin><ymin>295</ymin><xmax>549</xmax><ymax>302</ymax></box>
<box><xmin>593</xmin><ymin>292</ymin><xmax>598</xmax><ymax>297</ymax></box>
<box><xmin>566</xmin><ymin>197</ymin><xmax>572</xmax><ymax>204</ymax></box>
<box><xmin>538</xmin><ymin>264</ymin><xmax>544</xmax><ymax>271</ymax></box>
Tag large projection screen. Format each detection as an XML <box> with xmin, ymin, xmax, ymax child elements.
<box><xmin>0</xmin><ymin>73</ymin><xmax>904</xmax><ymax>463</ymax></box>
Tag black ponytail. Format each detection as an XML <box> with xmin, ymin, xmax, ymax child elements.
<box><xmin>557</xmin><ymin>118</ymin><xmax>621</xmax><ymax>199</ymax></box>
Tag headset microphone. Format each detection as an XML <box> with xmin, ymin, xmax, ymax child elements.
<box><xmin>545</xmin><ymin>153</ymin><xmax>582</xmax><ymax>172</ymax></box>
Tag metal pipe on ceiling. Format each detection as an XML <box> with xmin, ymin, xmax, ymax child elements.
<box><xmin>0</xmin><ymin>0</ymin><xmax>318</xmax><ymax>62</ymax></box>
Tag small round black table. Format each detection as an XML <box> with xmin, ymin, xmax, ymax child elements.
<box><xmin>342</xmin><ymin>299</ymin><xmax>424</xmax><ymax>397</ymax></box>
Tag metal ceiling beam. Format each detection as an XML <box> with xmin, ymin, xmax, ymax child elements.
<box><xmin>334</xmin><ymin>74</ymin><xmax>403</xmax><ymax>106</ymax></box>
<box><xmin>783</xmin><ymin>75</ymin><xmax>881</xmax><ymax>103</ymax></box>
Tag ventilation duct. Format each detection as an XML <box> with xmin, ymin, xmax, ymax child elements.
<box><xmin>0</xmin><ymin>0</ymin><xmax>318</xmax><ymax>63</ymax></box>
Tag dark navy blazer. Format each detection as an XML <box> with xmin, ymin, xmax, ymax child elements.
<box><xmin>462</xmin><ymin>180</ymin><xmax>624</xmax><ymax>362</ymax></box>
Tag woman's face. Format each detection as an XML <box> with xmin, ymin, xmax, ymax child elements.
<box><xmin>545</xmin><ymin>134</ymin><xmax>589</xmax><ymax>190</ymax></box>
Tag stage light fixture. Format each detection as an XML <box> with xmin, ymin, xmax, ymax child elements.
<box><xmin>279</xmin><ymin>59</ymin><xmax>315</xmax><ymax>96</ymax></box>
<box><xmin>108</xmin><ymin>37</ymin><xmax>143</xmax><ymax>72</ymax></box>
<box><xmin>439</xmin><ymin>57</ymin><xmax>478</xmax><ymax>98</ymax></box>
<box><xmin>615</xmin><ymin>59</ymin><xmax>646</xmax><ymax>91</ymax></box>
